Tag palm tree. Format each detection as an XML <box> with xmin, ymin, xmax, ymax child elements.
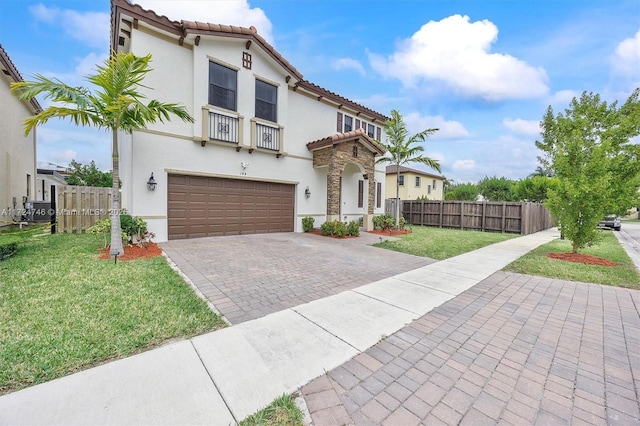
<box><xmin>11</xmin><ymin>52</ymin><xmax>194</xmax><ymax>257</ymax></box>
<box><xmin>376</xmin><ymin>110</ymin><xmax>441</xmax><ymax>226</ymax></box>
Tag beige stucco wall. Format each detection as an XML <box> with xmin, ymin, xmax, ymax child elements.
<box><xmin>0</xmin><ymin>74</ymin><xmax>36</xmax><ymax>225</ymax></box>
<box><xmin>385</xmin><ymin>171</ymin><xmax>444</xmax><ymax>201</ymax></box>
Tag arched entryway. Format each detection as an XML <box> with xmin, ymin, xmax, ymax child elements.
<box><xmin>306</xmin><ymin>129</ymin><xmax>385</xmax><ymax>230</ymax></box>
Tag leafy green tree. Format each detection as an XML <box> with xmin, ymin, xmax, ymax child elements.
<box><xmin>513</xmin><ymin>176</ymin><xmax>559</xmax><ymax>202</ymax></box>
<box><xmin>536</xmin><ymin>89</ymin><xmax>640</xmax><ymax>252</ymax></box>
<box><xmin>11</xmin><ymin>52</ymin><xmax>194</xmax><ymax>257</ymax></box>
<box><xmin>477</xmin><ymin>176</ymin><xmax>517</xmax><ymax>201</ymax></box>
<box><xmin>528</xmin><ymin>165</ymin><xmax>554</xmax><ymax>178</ymax></box>
<box><xmin>65</xmin><ymin>160</ymin><xmax>113</xmax><ymax>187</ymax></box>
<box><xmin>444</xmin><ymin>183</ymin><xmax>479</xmax><ymax>201</ymax></box>
<box><xmin>376</xmin><ymin>110</ymin><xmax>441</xmax><ymax>226</ymax></box>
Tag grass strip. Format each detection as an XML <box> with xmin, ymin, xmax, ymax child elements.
<box><xmin>0</xmin><ymin>232</ymin><xmax>226</xmax><ymax>394</ymax></box>
<box><xmin>239</xmin><ymin>393</ymin><xmax>304</xmax><ymax>426</ymax></box>
<box><xmin>373</xmin><ymin>226</ymin><xmax>517</xmax><ymax>260</ymax></box>
<box><xmin>504</xmin><ymin>231</ymin><xmax>640</xmax><ymax>288</ymax></box>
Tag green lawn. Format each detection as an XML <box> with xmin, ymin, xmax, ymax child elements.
<box><xmin>373</xmin><ymin>226</ymin><xmax>518</xmax><ymax>260</ymax></box>
<box><xmin>505</xmin><ymin>231</ymin><xmax>640</xmax><ymax>289</ymax></box>
<box><xmin>239</xmin><ymin>394</ymin><xmax>304</xmax><ymax>426</ymax></box>
<box><xmin>0</xmin><ymin>231</ymin><xmax>226</xmax><ymax>394</ymax></box>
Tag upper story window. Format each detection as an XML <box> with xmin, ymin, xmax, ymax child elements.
<box><xmin>255</xmin><ymin>79</ymin><xmax>277</xmax><ymax>122</ymax></box>
<box><xmin>209</xmin><ymin>61</ymin><xmax>237</xmax><ymax>111</ymax></box>
<box><xmin>344</xmin><ymin>115</ymin><xmax>353</xmax><ymax>132</ymax></box>
<box><xmin>428</xmin><ymin>184</ymin><xmax>432</xmax><ymax>194</ymax></box>
<box><xmin>415</xmin><ymin>176</ymin><xmax>420</xmax><ymax>187</ymax></box>
<box><xmin>433</xmin><ymin>179</ymin><xmax>437</xmax><ymax>189</ymax></box>
<box><xmin>367</xmin><ymin>124</ymin><xmax>375</xmax><ymax>138</ymax></box>
<box><xmin>398</xmin><ymin>175</ymin><xmax>405</xmax><ymax>186</ymax></box>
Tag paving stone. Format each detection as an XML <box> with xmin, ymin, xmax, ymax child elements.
<box><xmin>381</xmin><ymin>406</ymin><xmax>420</xmax><ymax>426</ymax></box>
<box><xmin>311</xmin><ymin>406</ymin><xmax>352</xmax><ymax>426</ymax></box>
<box><xmin>403</xmin><ymin>394</ymin><xmax>432</xmax><ymax>419</ymax></box>
<box><xmin>305</xmin><ymin>389</ymin><xmax>342</xmax><ymax>412</ymax></box>
<box><xmin>459</xmin><ymin>408</ymin><xmax>496</xmax><ymax>426</ymax></box>
<box><xmin>359</xmin><ymin>398</ymin><xmax>391</xmax><ymax>424</ymax></box>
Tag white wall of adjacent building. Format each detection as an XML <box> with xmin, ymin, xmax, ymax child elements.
<box><xmin>0</xmin><ymin>73</ymin><xmax>37</xmax><ymax>225</ymax></box>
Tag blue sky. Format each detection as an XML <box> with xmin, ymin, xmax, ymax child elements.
<box><xmin>1</xmin><ymin>0</ymin><xmax>639</xmax><ymax>183</ymax></box>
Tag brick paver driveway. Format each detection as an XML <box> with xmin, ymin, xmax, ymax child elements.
<box><xmin>301</xmin><ymin>271</ymin><xmax>640</xmax><ymax>425</ymax></box>
<box><xmin>161</xmin><ymin>232</ymin><xmax>433</xmax><ymax>324</ymax></box>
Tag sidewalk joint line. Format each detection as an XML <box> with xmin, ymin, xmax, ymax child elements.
<box><xmin>290</xmin><ymin>309</ymin><xmax>361</xmax><ymax>352</ymax></box>
<box><xmin>189</xmin><ymin>340</ymin><xmax>238</xmax><ymax>424</ymax></box>
<box><xmin>349</xmin><ymin>288</ymin><xmax>420</xmax><ymax>316</ymax></box>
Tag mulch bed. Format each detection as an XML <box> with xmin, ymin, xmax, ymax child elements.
<box><xmin>366</xmin><ymin>229</ymin><xmax>412</xmax><ymax>237</ymax></box>
<box><xmin>98</xmin><ymin>242</ymin><xmax>163</xmax><ymax>261</ymax></box>
<box><xmin>548</xmin><ymin>252</ymin><xmax>617</xmax><ymax>267</ymax></box>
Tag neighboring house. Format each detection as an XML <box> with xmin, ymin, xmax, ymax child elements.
<box><xmin>385</xmin><ymin>165</ymin><xmax>445</xmax><ymax>201</ymax></box>
<box><xmin>36</xmin><ymin>165</ymin><xmax>68</xmax><ymax>202</ymax></box>
<box><xmin>111</xmin><ymin>0</ymin><xmax>389</xmax><ymax>241</ymax></box>
<box><xmin>0</xmin><ymin>44</ymin><xmax>42</xmax><ymax>226</ymax></box>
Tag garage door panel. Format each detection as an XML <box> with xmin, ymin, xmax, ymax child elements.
<box><xmin>168</xmin><ymin>174</ymin><xmax>294</xmax><ymax>239</ymax></box>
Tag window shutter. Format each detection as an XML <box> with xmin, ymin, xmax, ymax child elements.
<box><xmin>376</xmin><ymin>127</ymin><xmax>381</xmax><ymax>140</ymax></box>
<box><xmin>376</xmin><ymin>182</ymin><xmax>382</xmax><ymax>208</ymax></box>
<box><xmin>337</xmin><ymin>112</ymin><xmax>343</xmax><ymax>132</ymax></box>
<box><xmin>358</xmin><ymin>180</ymin><xmax>364</xmax><ymax>208</ymax></box>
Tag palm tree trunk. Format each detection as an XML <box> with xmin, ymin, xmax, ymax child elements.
<box><xmin>109</xmin><ymin>129</ymin><xmax>124</xmax><ymax>257</ymax></box>
<box><xmin>395</xmin><ymin>165</ymin><xmax>400</xmax><ymax>227</ymax></box>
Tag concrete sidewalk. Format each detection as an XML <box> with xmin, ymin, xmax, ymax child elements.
<box><xmin>0</xmin><ymin>228</ymin><xmax>560</xmax><ymax>425</ymax></box>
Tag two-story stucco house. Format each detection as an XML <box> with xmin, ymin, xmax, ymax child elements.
<box><xmin>0</xmin><ymin>45</ymin><xmax>42</xmax><ymax>227</ymax></box>
<box><xmin>385</xmin><ymin>165</ymin><xmax>445</xmax><ymax>201</ymax></box>
<box><xmin>111</xmin><ymin>0</ymin><xmax>389</xmax><ymax>241</ymax></box>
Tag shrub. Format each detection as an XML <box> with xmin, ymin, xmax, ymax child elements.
<box><xmin>88</xmin><ymin>215</ymin><xmax>148</xmax><ymax>248</ymax></box>
<box><xmin>334</xmin><ymin>221</ymin><xmax>348</xmax><ymax>237</ymax></box>
<box><xmin>347</xmin><ymin>220</ymin><xmax>360</xmax><ymax>236</ymax></box>
<box><xmin>120</xmin><ymin>214</ymin><xmax>147</xmax><ymax>238</ymax></box>
<box><xmin>302</xmin><ymin>216</ymin><xmax>315</xmax><ymax>232</ymax></box>
<box><xmin>320</xmin><ymin>221</ymin><xmax>336</xmax><ymax>236</ymax></box>
<box><xmin>0</xmin><ymin>237</ymin><xmax>19</xmax><ymax>260</ymax></box>
<box><xmin>373</xmin><ymin>214</ymin><xmax>394</xmax><ymax>230</ymax></box>
<box><xmin>399</xmin><ymin>217</ymin><xmax>406</xmax><ymax>230</ymax></box>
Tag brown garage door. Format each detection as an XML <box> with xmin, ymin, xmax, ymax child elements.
<box><xmin>168</xmin><ymin>174</ymin><xmax>295</xmax><ymax>239</ymax></box>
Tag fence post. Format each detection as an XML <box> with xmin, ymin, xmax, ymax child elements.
<box><xmin>439</xmin><ymin>200</ymin><xmax>443</xmax><ymax>228</ymax></box>
<box><xmin>460</xmin><ymin>201</ymin><xmax>465</xmax><ymax>229</ymax></box>
<box><xmin>501</xmin><ymin>202</ymin><xmax>507</xmax><ymax>233</ymax></box>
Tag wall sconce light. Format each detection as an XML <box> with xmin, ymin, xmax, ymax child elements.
<box><xmin>147</xmin><ymin>173</ymin><xmax>157</xmax><ymax>191</ymax></box>
<box><xmin>305</xmin><ymin>186</ymin><xmax>311</xmax><ymax>198</ymax></box>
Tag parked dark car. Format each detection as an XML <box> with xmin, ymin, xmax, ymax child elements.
<box><xmin>598</xmin><ymin>214</ymin><xmax>621</xmax><ymax>231</ymax></box>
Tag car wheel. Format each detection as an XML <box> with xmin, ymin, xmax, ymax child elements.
<box><xmin>614</xmin><ymin>226</ymin><xmax>621</xmax><ymax>231</ymax></box>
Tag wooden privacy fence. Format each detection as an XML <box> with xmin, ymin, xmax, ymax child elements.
<box><xmin>389</xmin><ymin>200</ymin><xmax>553</xmax><ymax>235</ymax></box>
<box><xmin>56</xmin><ymin>186</ymin><xmax>114</xmax><ymax>233</ymax></box>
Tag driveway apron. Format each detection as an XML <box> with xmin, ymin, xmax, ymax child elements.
<box><xmin>160</xmin><ymin>232</ymin><xmax>434</xmax><ymax>324</ymax></box>
<box><xmin>300</xmin><ymin>271</ymin><xmax>640</xmax><ymax>425</ymax></box>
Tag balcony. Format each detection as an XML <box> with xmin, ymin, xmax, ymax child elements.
<box><xmin>209</xmin><ymin>111</ymin><xmax>239</xmax><ymax>143</ymax></box>
<box><xmin>255</xmin><ymin>122</ymin><xmax>279</xmax><ymax>151</ymax></box>
<box><xmin>251</xmin><ymin>118</ymin><xmax>284</xmax><ymax>156</ymax></box>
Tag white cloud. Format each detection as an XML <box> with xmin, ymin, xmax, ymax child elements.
<box><xmin>502</xmin><ymin>118</ymin><xmax>541</xmax><ymax>136</ymax></box>
<box><xmin>404</xmin><ymin>112</ymin><xmax>470</xmax><ymax>140</ymax></box>
<box><xmin>452</xmin><ymin>159</ymin><xmax>476</xmax><ymax>170</ymax></box>
<box><xmin>29</xmin><ymin>4</ymin><xmax>109</xmax><ymax>49</ymax></box>
<box><xmin>137</xmin><ymin>0</ymin><xmax>274</xmax><ymax>44</ymax></box>
<box><xmin>49</xmin><ymin>149</ymin><xmax>78</xmax><ymax>165</ymax></box>
<box><xmin>612</xmin><ymin>29</ymin><xmax>640</xmax><ymax>75</ymax></box>
<box><xmin>547</xmin><ymin>90</ymin><xmax>579</xmax><ymax>107</ymax></box>
<box><xmin>368</xmin><ymin>14</ymin><xmax>549</xmax><ymax>101</ymax></box>
<box><xmin>331</xmin><ymin>58</ymin><xmax>366</xmax><ymax>76</ymax></box>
